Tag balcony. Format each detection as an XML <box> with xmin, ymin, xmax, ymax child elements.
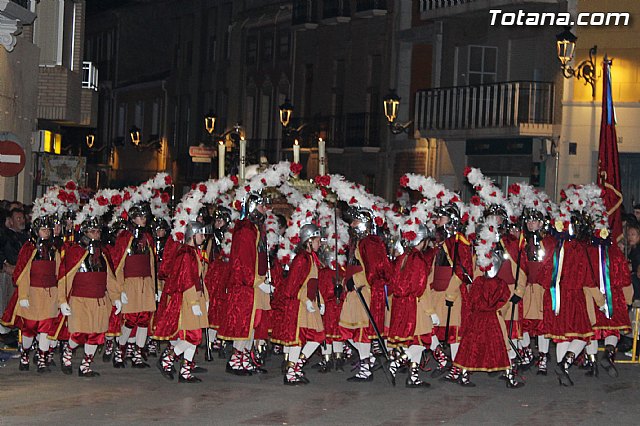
<box><xmin>354</xmin><ymin>0</ymin><xmax>388</xmax><ymax>18</ymax></box>
<box><xmin>415</xmin><ymin>81</ymin><xmax>554</xmax><ymax>139</ymax></box>
<box><xmin>322</xmin><ymin>0</ymin><xmax>351</xmax><ymax>25</ymax></box>
<box><xmin>419</xmin><ymin>0</ymin><xmax>557</xmax><ymax>20</ymax></box>
<box><xmin>292</xmin><ymin>0</ymin><xmax>319</xmax><ymax>30</ymax></box>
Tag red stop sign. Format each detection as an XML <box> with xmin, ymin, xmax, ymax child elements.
<box><xmin>0</xmin><ymin>140</ymin><xmax>26</xmax><ymax>177</ymax></box>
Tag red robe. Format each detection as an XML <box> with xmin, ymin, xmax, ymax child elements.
<box><xmin>217</xmin><ymin>219</ymin><xmax>263</xmax><ymax>340</ymax></box>
<box><xmin>152</xmin><ymin>245</ymin><xmax>203</xmax><ymax>339</ymax></box>
<box><xmin>522</xmin><ymin>235</ymin><xmax>555</xmax><ymax>336</ymax></box>
<box><xmin>541</xmin><ymin>239</ymin><xmax>599</xmax><ymax>341</ymax></box>
<box><xmin>454</xmin><ymin>276</ymin><xmax>511</xmax><ymax>372</ymax></box>
<box><xmin>388</xmin><ymin>248</ymin><xmax>436</xmax><ymax>346</ymax></box>
<box><xmin>205</xmin><ymin>255</ymin><xmax>231</xmax><ymax>329</ymax></box>
<box><xmin>359</xmin><ymin>235</ymin><xmax>392</xmax><ymax>338</ymax></box>
<box><xmin>318</xmin><ymin>266</ymin><xmax>345</xmax><ymax>343</ymax></box>
<box><xmin>0</xmin><ymin>241</ymin><xmax>35</xmax><ymax>327</ymax></box>
<box><xmin>589</xmin><ymin>243</ymin><xmax>632</xmax><ymax>337</ymax></box>
<box><xmin>498</xmin><ymin>235</ymin><xmax>528</xmax><ymax>339</ymax></box>
<box><xmin>271</xmin><ymin>251</ymin><xmax>315</xmax><ymax>345</ymax></box>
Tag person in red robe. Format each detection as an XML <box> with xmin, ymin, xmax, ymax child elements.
<box><xmin>338</xmin><ymin>207</ymin><xmax>392</xmax><ymax>382</ymax></box>
<box><xmin>583</xmin><ymin>238</ymin><xmax>632</xmax><ymax>377</ymax></box>
<box><xmin>272</xmin><ymin>223</ymin><xmax>325</xmax><ymax>385</ymax></box>
<box><xmin>153</xmin><ymin>221</ymin><xmax>209</xmax><ymax>383</ymax></box>
<box><xmin>316</xmin><ymin>248</ymin><xmax>346</xmax><ymax>373</ymax></box>
<box><xmin>218</xmin><ymin>192</ymin><xmax>274</xmax><ymax>376</ymax></box>
<box><xmin>454</xmin><ymin>249</ymin><xmax>524</xmax><ymax>388</ymax></box>
<box><xmin>11</xmin><ymin>217</ymin><xmax>59</xmax><ymax>373</ymax></box>
<box><xmin>387</xmin><ymin>225</ymin><xmax>438</xmax><ymax>388</ymax></box>
<box><xmin>111</xmin><ymin>203</ymin><xmax>157</xmax><ymax>369</ymax></box>
<box><xmin>57</xmin><ymin>218</ymin><xmax>121</xmax><ymax>377</ymax></box>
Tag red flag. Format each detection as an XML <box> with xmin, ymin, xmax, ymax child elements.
<box><xmin>597</xmin><ymin>57</ymin><xmax>623</xmax><ymax>242</ymax></box>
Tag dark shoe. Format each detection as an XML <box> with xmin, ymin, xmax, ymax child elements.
<box><xmin>600</xmin><ymin>345</ymin><xmax>619</xmax><ymax>378</ymax></box>
<box><xmin>156</xmin><ymin>358</ymin><xmax>174</xmax><ymax>381</ymax></box>
<box><xmin>78</xmin><ymin>368</ymin><xmax>100</xmax><ymax>377</ymax></box>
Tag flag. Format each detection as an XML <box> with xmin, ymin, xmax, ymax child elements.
<box><xmin>597</xmin><ymin>57</ymin><xmax>623</xmax><ymax>243</ymax></box>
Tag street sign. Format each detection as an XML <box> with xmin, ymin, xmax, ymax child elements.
<box><xmin>188</xmin><ymin>145</ymin><xmax>216</xmax><ymax>158</ymax></box>
<box><xmin>192</xmin><ymin>157</ymin><xmax>212</xmax><ymax>163</ymax></box>
<box><xmin>0</xmin><ymin>139</ymin><xmax>26</xmax><ymax>177</ymax></box>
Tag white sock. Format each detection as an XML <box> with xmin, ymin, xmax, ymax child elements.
<box><xmin>321</xmin><ymin>344</ymin><xmax>331</xmax><ymax>356</ymax></box>
<box><xmin>538</xmin><ymin>336</ymin><xmax>550</xmax><ymax>353</ymax></box>
<box><xmin>289</xmin><ymin>346</ymin><xmax>301</xmax><ymax>363</ymax></box>
<box><xmin>37</xmin><ymin>333</ymin><xmax>50</xmax><ymax>352</ymax></box>
<box><xmin>183</xmin><ymin>343</ymin><xmax>196</xmax><ymax>362</ymax></box>
<box><xmin>556</xmin><ymin>341</ymin><xmax>570</xmax><ymax>361</ymax></box>
<box><xmin>430</xmin><ymin>336</ymin><xmax>440</xmax><ymax>351</ymax></box>
<box><xmin>22</xmin><ymin>335</ymin><xmax>34</xmax><ymax>350</ymax></box>
<box><xmin>69</xmin><ymin>339</ymin><xmax>79</xmax><ymax>349</ymax></box>
<box><xmin>450</xmin><ymin>342</ymin><xmax>459</xmax><ymax>361</ymax></box>
<box><xmin>356</xmin><ymin>342</ymin><xmax>371</xmax><ymax>361</ymax></box>
<box><xmin>302</xmin><ymin>342</ymin><xmax>320</xmax><ymax>359</ymax></box>
<box><xmin>173</xmin><ymin>340</ymin><xmax>189</xmax><ymax>356</ymax></box>
<box><xmin>604</xmin><ymin>335</ymin><xmax>619</xmax><ymax>347</ymax></box>
<box><xmin>135</xmin><ymin>327</ymin><xmax>148</xmax><ymax>348</ymax></box>
<box><xmin>207</xmin><ymin>328</ymin><xmax>217</xmax><ymax>341</ymax></box>
<box><xmin>508</xmin><ymin>348</ymin><xmax>516</xmax><ymax>360</ymax></box>
<box><xmin>586</xmin><ymin>340</ymin><xmax>598</xmax><ymax>355</ymax></box>
<box><xmin>407</xmin><ymin>345</ymin><xmax>424</xmax><ymax>363</ymax></box>
<box><xmin>118</xmin><ymin>326</ymin><xmax>133</xmax><ymax>345</ymax></box>
<box><xmin>0</xmin><ymin>324</ymin><xmax>10</xmax><ymax>334</ymax></box>
<box><xmin>568</xmin><ymin>339</ymin><xmax>586</xmax><ymax>355</ymax></box>
<box><xmin>169</xmin><ymin>340</ymin><xmax>178</xmax><ymax>347</ymax></box>
<box><xmin>85</xmin><ymin>344</ymin><xmax>97</xmax><ymax>356</ymax></box>
<box><xmin>521</xmin><ymin>332</ymin><xmax>531</xmax><ymax>348</ymax></box>
<box><xmin>332</xmin><ymin>341</ymin><xmax>344</xmax><ymax>354</ymax></box>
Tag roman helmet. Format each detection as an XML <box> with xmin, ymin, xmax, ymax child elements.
<box><xmin>184</xmin><ymin>221</ymin><xmax>209</xmax><ymax>246</ymax></box>
<box><xmin>242</xmin><ymin>191</ymin><xmax>267</xmax><ymax>224</ymax></box>
<box><xmin>299</xmin><ymin>223</ymin><xmax>321</xmax><ymax>248</ymax></box>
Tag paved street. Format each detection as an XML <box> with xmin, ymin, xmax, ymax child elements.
<box><xmin>0</xmin><ymin>348</ymin><xmax>638</xmax><ymax>425</ymax></box>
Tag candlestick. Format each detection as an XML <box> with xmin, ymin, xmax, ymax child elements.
<box><xmin>293</xmin><ymin>139</ymin><xmax>300</xmax><ymax>165</ymax></box>
<box><xmin>218</xmin><ymin>140</ymin><xmax>225</xmax><ymax>178</ymax></box>
<box><xmin>239</xmin><ymin>137</ymin><xmax>246</xmax><ymax>181</ymax></box>
<box><xmin>318</xmin><ymin>137</ymin><xmax>326</xmax><ymax>176</ymax></box>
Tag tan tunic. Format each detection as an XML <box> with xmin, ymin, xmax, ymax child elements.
<box><xmin>15</xmin><ymin>252</ymin><xmax>60</xmax><ymax>321</ymax></box>
<box><xmin>297</xmin><ymin>261</ymin><xmax>323</xmax><ymax>331</ymax></box>
<box><xmin>339</xmin><ymin>246</ymin><xmax>371</xmax><ymax>329</ymax></box>
<box><xmin>179</xmin><ymin>254</ymin><xmax>209</xmax><ymax>331</ymax></box>
<box><xmin>115</xmin><ymin>239</ymin><xmax>156</xmax><ymax>314</ymax></box>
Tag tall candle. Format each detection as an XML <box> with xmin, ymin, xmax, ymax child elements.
<box><xmin>318</xmin><ymin>137</ymin><xmax>326</xmax><ymax>175</ymax></box>
<box><xmin>293</xmin><ymin>139</ymin><xmax>300</xmax><ymax>165</ymax></box>
<box><xmin>218</xmin><ymin>140</ymin><xmax>225</xmax><ymax>178</ymax></box>
<box><xmin>239</xmin><ymin>137</ymin><xmax>246</xmax><ymax>181</ymax></box>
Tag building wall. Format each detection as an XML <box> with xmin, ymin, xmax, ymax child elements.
<box><xmin>0</xmin><ymin>35</ymin><xmax>40</xmax><ymax>202</ymax></box>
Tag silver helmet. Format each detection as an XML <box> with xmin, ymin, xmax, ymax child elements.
<box><xmin>80</xmin><ymin>217</ymin><xmax>102</xmax><ymax>234</ymax></box>
<box><xmin>213</xmin><ymin>206</ymin><xmax>232</xmax><ymax>228</ymax></box>
<box><xmin>435</xmin><ymin>203</ymin><xmax>461</xmax><ymax>240</ymax></box>
<box><xmin>485</xmin><ymin>249</ymin><xmax>505</xmax><ymax>279</ymax></box>
<box><xmin>184</xmin><ymin>221</ymin><xmax>209</xmax><ymax>244</ymax></box>
<box><xmin>31</xmin><ymin>216</ymin><xmax>54</xmax><ymax>241</ymax></box>
<box><xmin>408</xmin><ymin>224</ymin><xmax>429</xmax><ymax>248</ymax></box>
<box><xmin>319</xmin><ymin>247</ymin><xmax>337</xmax><ymax>270</ymax></box>
<box><xmin>128</xmin><ymin>202</ymin><xmax>150</xmax><ymax>221</ymax></box>
<box><xmin>242</xmin><ymin>191</ymin><xmax>267</xmax><ymax>224</ymax></box>
<box><xmin>299</xmin><ymin>223</ymin><xmax>321</xmax><ymax>246</ymax></box>
<box><xmin>347</xmin><ymin>207</ymin><xmax>374</xmax><ymax>240</ymax></box>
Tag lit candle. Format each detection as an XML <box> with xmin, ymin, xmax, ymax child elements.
<box><xmin>218</xmin><ymin>140</ymin><xmax>225</xmax><ymax>178</ymax></box>
<box><xmin>293</xmin><ymin>139</ymin><xmax>300</xmax><ymax>165</ymax></box>
<box><xmin>318</xmin><ymin>137</ymin><xmax>326</xmax><ymax>175</ymax></box>
<box><xmin>239</xmin><ymin>137</ymin><xmax>247</xmax><ymax>180</ymax></box>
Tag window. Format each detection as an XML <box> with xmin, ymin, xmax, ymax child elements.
<box><xmin>262</xmin><ymin>35</ymin><xmax>273</xmax><ymax>63</ymax></box>
<box><xmin>278</xmin><ymin>33</ymin><xmax>290</xmax><ymax>60</ymax></box>
<box><xmin>468</xmin><ymin>45</ymin><xmax>497</xmax><ymax>85</ymax></box>
<box><xmin>246</xmin><ymin>37</ymin><xmax>257</xmax><ymax>65</ymax></box>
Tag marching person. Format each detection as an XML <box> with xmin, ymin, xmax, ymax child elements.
<box><xmin>387</xmin><ymin>224</ymin><xmax>438</xmax><ymax>388</ymax></box>
<box><xmin>338</xmin><ymin>207</ymin><xmax>392</xmax><ymax>382</ymax></box>
<box><xmin>153</xmin><ymin>221</ymin><xmax>209</xmax><ymax>383</ymax></box>
<box><xmin>57</xmin><ymin>216</ymin><xmax>121</xmax><ymax>377</ymax></box>
<box><xmin>219</xmin><ymin>192</ymin><xmax>274</xmax><ymax>376</ymax></box>
<box><xmin>317</xmin><ymin>248</ymin><xmax>346</xmax><ymax>373</ymax></box>
<box><xmin>272</xmin><ymin>223</ymin><xmax>325</xmax><ymax>385</ymax></box>
<box><xmin>111</xmin><ymin>202</ymin><xmax>157</xmax><ymax>369</ymax></box>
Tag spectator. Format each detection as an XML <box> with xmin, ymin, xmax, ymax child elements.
<box><xmin>0</xmin><ymin>208</ymin><xmax>28</xmax><ymax>275</ymax></box>
<box><xmin>633</xmin><ymin>204</ymin><xmax>640</xmax><ymax>224</ymax></box>
<box><xmin>626</xmin><ymin>224</ymin><xmax>640</xmax><ymax>301</ymax></box>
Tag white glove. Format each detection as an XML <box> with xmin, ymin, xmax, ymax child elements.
<box><xmin>319</xmin><ymin>304</ymin><xmax>325</xmax><ymax>315</ymax></box>
<box><xmin>120</xmin><ymin>291</ymin><xmax>129</xmax><ymax>304</ymax></box>
<box><xmin>114</xmin><ymin>299</ymin><xmax>122</xmax><ymax>315</ymax></box>
<box><xmin>60</xmin><ymin>303</ymin><xmax>72</xmax><ymax>316</ymax></box>
<box><xmin>305</xmin><ymin>299</ymin><xmax>316</xmax><ymax>313</ymax></box>
<box><xmin>19</xmin><ymin>299</ymin><xmax>30</xmax><ymax>308</ymax></box>
<box><xmin>431</xmin><ymin>313</ymin><xmax>440</xmax><ymax>326</ymax></box>
<box><xmin>258</xmin><ymin>283</ymin><xmax>275</xmax><ymax>294</ymax></box>
<box><xmin>192</xmin><ymin>304</ymin><xmax>203</xmax><ymax>316</ymax></box>
<box><xmin>155</xmin><ymin>291</ymin><xmax>162</xmax><ymax>303</ymax></box>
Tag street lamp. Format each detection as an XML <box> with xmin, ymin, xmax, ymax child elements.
<box><xmin>204</xmin><ymin>111</ymin><xmax>217</xmax><ymax>136</ymax></box>
<box><xmin>279</xmin><ymin>98</ymin><xmax>294</xmax><ymax>129</ymax></box>
<box><xmin>86</xmin><ymin>134</ymin><xmax>95</xmax><ymax>149</ymax></box>
<box><xmin>129</xmin><ymin>126</ymin><xmax>141</xmax><ymax>146</ymax></box>
<box><xmin>555</xmin><ymin>27</ymin><xmax>597</xmax><ymax>98</ymax></box>
<box><xmin>383</xmin><ymin>90</ymin><xmax>412</xmax><ymax>134</ymax></box>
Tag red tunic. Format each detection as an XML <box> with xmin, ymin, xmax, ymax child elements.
<box><xmin>318</xmin><ymin>266</ymin><xmax>345</xmax><ymax>343</ymax></box>
<box><xmin>0</xmin><ymin>241</ymin><xmax>35</xmax><ymax>328</ymax></box>
<box><xmin>541</xmin><ymin>239</ymin><xmax>597</xmax><ymax>341</ymax></box>
<box><xmin>205</xmin><ymin>256</ymin><xmax>231</xmax><ymax>329</ymax></box>
<box><xmin>217</xmin><ymin>219</ymin><xmax>261</xmax><ymax>340</ymax></box>
<box><xmin>589</xmin><ymin>243</ymin><xmax>632</xmax><ymax>337</ymax></box>
<box><xmin>522</xmin><ymin>235</ymin><xmax>555</xmax><ymax>336</ymax></box>
<box><xmin>359</xmin><ymin>235</ymin><xmax>392</xmax><ymax>338</ymax></box>
<box><xmin>454</xmin><ymin>276</ymin><xmax>511</xmax><ymax>372</ymax></box>
<box><xmin>388</xmin><ymin>248</ymin><xmax>435</xmax><ymax>346</ymax></box>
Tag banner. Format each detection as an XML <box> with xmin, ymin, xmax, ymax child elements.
<box><xmin>41</xmin><ymin>154</ymin><xmax>86</xmax><ymax>186</ymax></box>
